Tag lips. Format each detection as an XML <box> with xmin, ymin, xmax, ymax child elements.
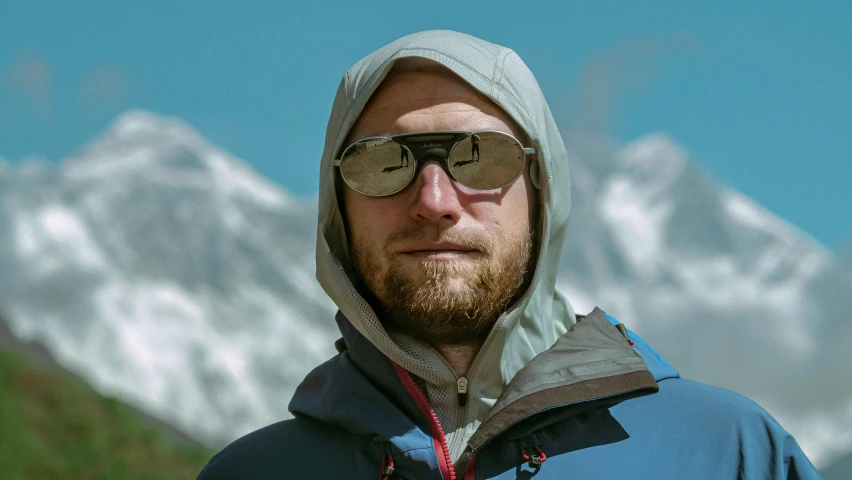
<box><xmin>401</xmin><ymin>242</ymin><xmax>478</xmax><ymax>255</ymax></box>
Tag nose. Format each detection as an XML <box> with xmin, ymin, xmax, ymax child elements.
<box><xmin>409</xmin><ymin>160</ymin><xmax>463</xmax><ymax>223</ymax></box>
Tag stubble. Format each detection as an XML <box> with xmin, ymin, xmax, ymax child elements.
<box><xmin>352</xmin><ymin>222</ymin><xmax>534</xmax><ymax>346</ymax></box>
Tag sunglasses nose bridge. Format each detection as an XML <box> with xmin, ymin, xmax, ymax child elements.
<box><xmin>411</xmin><ymin>153</ymin><xmax>456</xmax><ymax>184</ymax></box>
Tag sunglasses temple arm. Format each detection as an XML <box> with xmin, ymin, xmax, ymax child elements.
<box><xmin>522</xmin><ymin>148</ymin><xmax>536</xmax><ymax>155</ymax></box>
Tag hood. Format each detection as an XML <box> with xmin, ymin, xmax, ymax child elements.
<box><xmin>315</xmin><ymin>30</ymin><xmax>577</xmax><ymax>454</ymax></box>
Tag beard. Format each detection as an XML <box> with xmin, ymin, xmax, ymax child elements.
<box><xmin>351</xmin><ymin>221</ymin><xmax>535</xmax><ymax>346</ymax></box>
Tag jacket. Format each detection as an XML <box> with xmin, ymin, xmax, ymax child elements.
<box><xmin>197</xmin><ymin>308</ymin><xmax>819</xmax><ymax>479</ymax></box>
<box><xmin>197</xmin><ymin>30</ymin><xmax>820</xmax><ymax>479</ymax></box>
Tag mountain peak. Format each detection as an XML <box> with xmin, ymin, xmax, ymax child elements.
<box><xmin>62</xmin><ymin>110</ymin><xmax>296</xmax><ymax>211</ymax></box>
<box><xmin>107</xmin><ymin>110</ymin><xmax>198</xmax><ymax>142</ymax></box>
<box><xmin>72</xmin><ymin>110</ymin><xmax>206</xmax><ymax>162</ymax></box>
<box><xmin>619</xmin><ymin>133</ymin><xmax>688</xmax><ymax>174</ymax></box>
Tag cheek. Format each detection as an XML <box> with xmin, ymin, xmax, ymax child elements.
<box><xmin>344</xmin><ymin>191</ymin><xmax>401</xmax><ymax>246</ymax></box>
<box><xmin>495</xmin><ymin>178</ymin><xmax>534</xmax><ymax>227</ymax></box>
<box><xmin>343</xmin><ymin>190</ymin><xmax>369</xmax><ymax>246</ymax></box>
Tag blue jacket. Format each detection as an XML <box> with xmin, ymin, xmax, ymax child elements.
<box><xmin>197</xmin><ymin>309</ymin><xmax>820</xmax><ymax>479</ymax></box>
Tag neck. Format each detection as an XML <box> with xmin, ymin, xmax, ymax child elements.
<box><xmin>433</xmin><ymin>343</ymin><xmax>481</xmax><ymax>377</ymax></box>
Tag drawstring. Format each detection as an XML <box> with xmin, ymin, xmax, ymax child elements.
<box><xmin>615</xmin><ymin>323</ymin><xmax>636</xmax><ymax>345</ymax></box>
<box><xmin>519</xmin><ymin>445</ymin><xmax>547</xmax><ymax>468</ymax></box>
<box><xmin>379</xmin><ymin>453</ymin><xmax>395</xmax><ymax>479</ymax></box>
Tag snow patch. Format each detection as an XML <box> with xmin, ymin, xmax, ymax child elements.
<box><xmin>205</xmin><ymin>149</ymin><xmax>294</xmax><ymax>210</ymax></box>
<box><xmin>600</xmin><ymin>176</ymin><xmax>674</xmax><ymax>273</ymax></box>
<box><xmin>722</xmin><ymin>189</ymin><xmax>828</xmax><ymax>255</ymax></box>
<box><xmin>13</xmin><ymin>205</ymin><xmax>107</xmax><ymax>276</ymax></box>
<box><xmin>621</xmin><ymin>133</ymin><xmax>688</xmax><ymax>168</ymax></box>
<box><xmin>111</xmin><ymin>110</ymin><xmax>173</xmax><ymax>138</ymax></box>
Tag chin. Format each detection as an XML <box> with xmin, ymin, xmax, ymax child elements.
<box><xmin>418</xmin><ymin>264</ymin><xmax>481</xmax><ymax>283</ymax></box>
<box><xmin>440</xmin><ymin>275</ymin><xmax>475</xmax><ymax>291</ymax></box>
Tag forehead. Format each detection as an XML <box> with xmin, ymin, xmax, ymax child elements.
<box><xmin>345</xmin><ymin>58</ymin><xmax>529</xmax><ymax>145</ymax></box>
<box><xmin>364</xmin><ymin>59</ymin><xmax>485</xmax><ymax>112</ymax></box>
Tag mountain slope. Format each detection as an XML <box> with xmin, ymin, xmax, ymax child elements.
<box><xmin>822</xmin><ymin>452</ymin><xmax>852</xmax><ymax>480</ymax></box>
<box><xmin>0</xmin><ymin>111</ymin><xmax>849</xmax><ymax>468</ymax></box>
<box><xmin>0</xmin><ymin>343</ymin><xmax>212</xmax><ymax>480</ymax></box>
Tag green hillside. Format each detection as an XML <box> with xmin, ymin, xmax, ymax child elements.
<box><xmin>0</xmin><ymin>348</ymin><xmax>213</xmax><ymax>480</ymax></box>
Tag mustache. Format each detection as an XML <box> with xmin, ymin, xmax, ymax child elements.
<box><xmin>385</xmin><ymin>224</ymin><xmax>493</xmax><ymax>255</ymax></box>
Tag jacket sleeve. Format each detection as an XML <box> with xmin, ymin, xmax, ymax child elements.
<box><xmin>780</xmin><ymin>434</ymin><xmax>823</xmax><ymax>480</ymax></box>
<box><xmin>716</xmin><ymin>384</ymin><xmax>823</xmax><ymax>480</ymax></box>
<box><xmin>735</xmin><ymin>403</ymin><xmax>823</xmax><ymax>480</ymax></box>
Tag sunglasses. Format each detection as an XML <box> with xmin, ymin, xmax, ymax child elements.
<box><xmin>334</xmin><ymin>130</ymin><xmax>536</xmax><ymax>197</ymax></box>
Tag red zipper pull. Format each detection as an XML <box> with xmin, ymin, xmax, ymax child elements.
<box><xmin>379</xmin><ymin>453</ymin><xmax>395</xmax><ymax>479</ymax></box>
<box><xmin>520</xmin><ymin>445</ymin><xmax>547</xmax><ymax>468</ymax></box>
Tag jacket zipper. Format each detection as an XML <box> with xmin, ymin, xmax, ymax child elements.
<box><xmin>462</xmin><ymin>452</ymin><xmax>477</xmax><ymax>480</ymax></box>
<box><xmin>392</xmin><ymin>362</ymin><xmax>458</xmax><ymax>480</ymax></box>
<box><xmin>457</xmin><ymin>376</ymin><xmax>468</xmax><ymax>406</ymax></box>
<box><xmin>451</xmin><ymin>375</ymin><xmax>470</xmax><ymax>471</ymax></box>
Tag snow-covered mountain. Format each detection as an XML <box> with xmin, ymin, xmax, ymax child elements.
<box><xmin>1</xmin><ymin>111</ymin><xmax>849</xmax><ymax>468</ymax></box>
<box><xmin>0</xmin><ymin>111</ymin><xmax>338</xmax><ymax>447</ymax></box>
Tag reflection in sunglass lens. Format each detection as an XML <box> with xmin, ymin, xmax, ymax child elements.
<box><xmin>448</xmin><ymin>132</ymin><xmax>526</xmax><ymax>190</ymax></box>
<box><xmin>340</xmin><ymin>139</ymin><xmax>415</xmax><ymax>196</ymax></box>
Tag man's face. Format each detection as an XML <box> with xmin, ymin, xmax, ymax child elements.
<box><xmin>342</xmin><ymin>59</ymin><xmax>537</xmax><ymax>346</ymax></box>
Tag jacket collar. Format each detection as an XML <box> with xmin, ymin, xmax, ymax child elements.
<box><xmin>468</xmin><ymin>308</ymin><xmax>660</xmax><ymax>450</ymax></box>
<box><xmin>290</xmin><ymin>308</ymin><xmax>675</xmax><ymax>454</ymax></box>
<box><xmin>289</xmin><ymin>312</ymin><xmax>428</xmax><ymax>441</ymax></box>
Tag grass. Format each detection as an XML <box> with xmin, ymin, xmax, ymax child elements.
<box><xmin>0</xmin><ymin>348</ymin><xmax>214</xmax><ymax>480</ymax></box>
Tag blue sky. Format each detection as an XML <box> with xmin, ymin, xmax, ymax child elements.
<box><xmin>1</xmin><ymin>1</ymin><xmax>850</xmax><ymax>249</ymax></box>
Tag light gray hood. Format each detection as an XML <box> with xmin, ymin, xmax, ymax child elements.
<box><xmin>315</xmin><ymin>30</ymin><xmax>576</xmax><ymax>459</ymax></box>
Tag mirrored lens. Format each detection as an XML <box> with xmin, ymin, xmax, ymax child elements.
<box><xmin>340</xmin><ymin>139</ymin><xmax>415</xmax><ymax>196</ymax></box>
<box><xmin>447</xmin><ymin>132</ymin><xmax>526</xmax><ymax>189</ymax></box>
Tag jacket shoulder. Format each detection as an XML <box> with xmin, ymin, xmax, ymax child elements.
<box><xmin>656</xmin><ymin>378</ymin><xmax>779</xmax><ymax>419</ymax></box>
<box><xmin>634</xmin><ymin>377</ymin><xmax>788</xmax><ymax>433</ymax></box>
<box><xmin>196</xmin><ymin>416</ymin><xmax>368</xmax><ymax>480</ymax></box>
<box><xmin>613</xmin><ymin>377</ymin><xmax>819</xmax><ymax>478</ymax></box>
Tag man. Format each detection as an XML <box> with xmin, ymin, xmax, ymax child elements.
<box><xmin>197</xmin><ymin>30</ymin><xmax>820</xmax><ymax>479</ymax></box>
<box><xmin>471</xmin><ymin>133</ymin><xmax>480</xmax><ymax>161</ymax></box>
